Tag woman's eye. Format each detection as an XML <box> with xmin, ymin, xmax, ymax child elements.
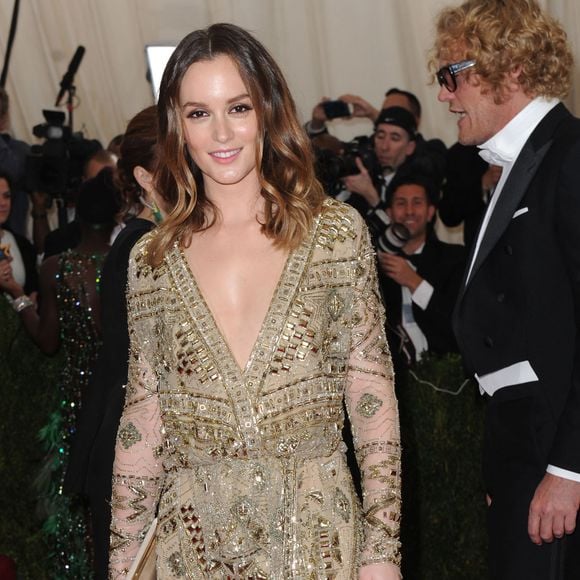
<box><xmin>187</xmin><ymin>109</ymin><xmax>207</xmax><ymax>119</ymax></box>
<box><xmin>230</xmin><ymin>103</ymin><xmax>252</xmax><ymax>114</ymax></box>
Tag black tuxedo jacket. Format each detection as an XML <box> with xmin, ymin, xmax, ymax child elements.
<box><xmin>453</xmin><ymin>103</ymin><xmax>580</xmax><ymax>474</ymax></box>
<box><xmin>380</xmin><ymin>235</ymin><xmax>466</xmax><ymax>361</ymax></box>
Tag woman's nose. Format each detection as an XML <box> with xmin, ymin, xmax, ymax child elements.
<box><xmin>213</xmin><ymin>116</ymin><xmax>234</xmax><ymax>143</ymax></box>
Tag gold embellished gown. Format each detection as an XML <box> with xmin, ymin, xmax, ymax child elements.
<box><xmin>110</xmin><ymin>199</ymin><xmax>401</xmax><ymax>579</ymax></box>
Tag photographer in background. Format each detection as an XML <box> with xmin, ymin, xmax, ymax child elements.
<box><xmin>307</xmin><ymin>88</ymin><xmax>447</xmax><ymax>190</ymax></box>
<box><xmin>378</xmin><ymin>173</ymin><xmax>465</xmax><ymax>373</ymax></box>
<box><xmin>342</xmin><ymin>106</ymin><xmax>418</xmax><ymax>212</ymax></box>
<box><xmin>40</xmin><ymin>149</ymin><xmax>118</xmax><ymax>258</ymax></box>
<box><xmin>20</xmin><ymin>109</ymin><xmax>110</xmax><ymax>257</ymax></box>
<box><xmin>28</xmin><ymin>148</ymin><xmax>117</xmax><ymax>258</ymax></box>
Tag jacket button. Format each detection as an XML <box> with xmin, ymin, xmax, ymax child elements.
<box><xmin>484</xmin><ymin>336</ymin><xmax>494</xmax><ymax>347</ymax></box>
<box><xmin>505</xmin><ymin>245</ymin><xmax>513</xmax><ymax>255</ymax></box>
<box><xmin>497</xmin><ymin>293</ymin><xmax>505</xmax><ymax>303</ymax></box>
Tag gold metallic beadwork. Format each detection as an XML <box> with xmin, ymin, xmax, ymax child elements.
<box><xmin>355</xmin><ymin>393</ymin><xmax>384</xmax><ymax>418</ymax></box>
<box><xmin>110</xmin><ymin>199</ymin><xmax>401</xmax><ymax>579</ymax></box>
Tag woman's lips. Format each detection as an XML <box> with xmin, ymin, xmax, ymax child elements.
<box><xmin>210</xmin><ymin>148</ymin><xmax>241</xmax><ymax>162</ymax></box>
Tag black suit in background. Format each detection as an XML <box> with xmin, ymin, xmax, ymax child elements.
<box><xmin>380</xmin><ymin>235</ymin><xmax>466</xmax><ymax>373</ymax></box>
<box><xmin>453</xmin><ymin>103</ymin><xmax>580</xmax><ymax>579</ymax></box>
<box><xmin>64</xmin><ymin>218</ymin><xmax>154</xmax><ymax>579</ymax></box>
<box><xmin>438</xmin><ymin>142</ymin><xmax>489</xmax><ymax>250</ymax></box>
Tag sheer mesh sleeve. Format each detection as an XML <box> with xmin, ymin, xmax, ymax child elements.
<box><xmin>109</xmin><ymin>257</ymin><xmax>165</xmax><ymax>579</ymax></box>
<box><xmin>345</xmin><ymin>221</ymin><xmax>402</xmax><ymax>568</ymax></box>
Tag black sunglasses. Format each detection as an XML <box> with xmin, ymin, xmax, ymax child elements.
<box><xmin>436</xmin><ymin>59</ymin><xmax>476</xmax><ymax>92</ymax></box>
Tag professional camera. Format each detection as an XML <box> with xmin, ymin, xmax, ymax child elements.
<box><xmin>314</xmin><ymin>136</ymin><xmax>382</xmax><ymax>197</ymax></box>
<box><xmin>25</xmin><ymin>109</ymin><xmax>101</xmax><ymax>197</ymax></box>
<box><xmin>366</xmin><ymin>206</ymin><xmax>410</xmax><ymax>254</ymax></box>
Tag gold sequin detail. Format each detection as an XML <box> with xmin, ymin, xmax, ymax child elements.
<box><xmin>355</xmin><ymin>393</ymin><xmax>384</xmax><ymax>418</ymax></box>
<box><xmin>109</xmin><ymin>200</ymin><xmax>401</xmax><ymax>578</ymax></box>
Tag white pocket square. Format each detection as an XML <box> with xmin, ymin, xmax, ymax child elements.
<box><xmin>512</xmin><ymin>207</ymin><xmax>528</xmax><ymax>219</ymax></box>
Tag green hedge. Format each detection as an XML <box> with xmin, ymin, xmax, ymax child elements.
<box><xmin>0</xmin><ymin>297</ymin><xmax>64</xmax><ymax>579</ymax></box>
<box><xmin>397</xmin><ymin>353</ymin><xmax>488</xmax><ymax>579</ymax></box>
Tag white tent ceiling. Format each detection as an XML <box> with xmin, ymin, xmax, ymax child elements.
<box><xmin>1</xmin><ymin>0</ymin><xmax>579</xmax><ymax>149</ymax></box>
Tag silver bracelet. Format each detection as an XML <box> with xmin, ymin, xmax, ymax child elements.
<box><xmin>12</xmin><ymin>295</ymin><xmax>34</xmax><ymax>313</ymax></box>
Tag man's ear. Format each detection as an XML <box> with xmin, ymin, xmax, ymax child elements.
<box><xmin>427</xmin><ymin>204</ymin><xmax>436</xmax><ymax>222</ymax></box>
<box><xmin>405</xmin><ymin>139</ymin><xmax>416</xmax><ymax>157</ymax></box>
<box><xmin>133</xmin><ymin>165</ymin><xmax>154</xmax><ymax>194</ymax></box>
<box><xmin>506</xmin><ymin>66</ymin><xmax>523</xmax><ymax>91</ymax></box>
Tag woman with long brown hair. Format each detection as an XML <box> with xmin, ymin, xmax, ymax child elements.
<box><xmin>110</xmin><ymin>23</ymin><xmax>401</xmax><ymax>579</ymax></box>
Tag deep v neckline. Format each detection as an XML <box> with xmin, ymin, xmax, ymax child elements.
<box><xmin>176</xmin><ymin>244</ymin><xmax>294</xmax><ymax>375</ymax></box>
<box><xmin>165</xmin><ymin>209</ymin><xmax>321</xmax><ymax>450</ymax></box>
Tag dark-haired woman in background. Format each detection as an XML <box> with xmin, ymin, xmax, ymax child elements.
<box><xmin>0</xmin><ymin>171</ymin><xmax>37</xmax><ymax>297</ymax></box>
<box><xmin>110</xmin><ymin>24</ymin><xmax>401</xmax><ymax>580</ymax></box>
<box><xmin>1</xmin><ymin>168</ymin><xmax>120</xmax><ymax>578</ymax></box>
<box><xmin>65</xmin><ymin>105</ymin><xmax>161</xmax><ymax>579</ymax></box>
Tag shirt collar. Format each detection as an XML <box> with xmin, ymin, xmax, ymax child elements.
<box><xmin>478</xmin><ymin>97</ymin><xmax>559</xmax><ymax>167</ymax></box>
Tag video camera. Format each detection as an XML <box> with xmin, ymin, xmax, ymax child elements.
<box><xmin>25</xmin><ymin>109</ymin><xmax>101</xmax><ymax>198</ymax></box>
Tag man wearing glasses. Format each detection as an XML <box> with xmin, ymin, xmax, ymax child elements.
<box><xmin>431</xmin><ymin>0</ymin><xmax>580</xmax><ymax>578</ymax></box>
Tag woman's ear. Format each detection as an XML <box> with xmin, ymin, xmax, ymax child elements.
<box><xmin>133</xmin><ymin>165</ymin><xmax>154</xmax><ymax>193</ymax></box>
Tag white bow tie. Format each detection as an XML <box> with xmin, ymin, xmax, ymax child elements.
<box><xmin>479</xmin><ymin>148</ymin><xmax>511</xmax><ymax>167</ymax></box>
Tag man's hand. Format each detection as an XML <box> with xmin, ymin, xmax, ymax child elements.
<box><xmin>339</xmin><ymin>93</ymin><xmax>379</xmax><ymax>122</ymax></box>
<box><xmin>377</xmin><ymin>252</ymin><xmax>422</xmax><ymax>292</ymax></box>
<box><xmin>528</xmin><ymin>473</ymin><xmax>580</xmax><ymax>545</ymax></box>
<box><xmin>342</xmin><ymin>158</ymin><xmax>380</xmax><ymax>207</ymax></box>
<box><xmin>310</xmin><ymin>97</ymin><xmax>331</xmax><ymax>132</ymax></box>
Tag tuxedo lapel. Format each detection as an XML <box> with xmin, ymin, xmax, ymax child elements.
<box><xmin>456</xmin><ymin>104</ymin><xmax>570</xmax><ymax>302</ymax></box>
<box><xmin>465</xmin><ymin>139</ymin><xmax>552</xmax><ymax>287</ymax></box>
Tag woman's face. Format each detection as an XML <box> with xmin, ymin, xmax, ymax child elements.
<box><xmin>179</xmin><ymin>54</ymin><xmax>259</xmax><ymax>194</ymax></box>
<box><xmin>0</xmin><ymin>178</ymin><xmax>11</xmax><ymax>226</ymax></box>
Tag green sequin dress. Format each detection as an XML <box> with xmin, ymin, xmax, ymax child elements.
<box><xmin>37</xmin><ymin>249</ymin><xmax>106</xmax><ymax>579</ymax></box>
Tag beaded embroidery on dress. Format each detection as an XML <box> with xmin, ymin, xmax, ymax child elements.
<box><xmin>38</xmin><ymin>249</ymin><xmax>106</xmax><ymax>579</ymax></box>
<box><xmin>110</xmin><ymin>199</ymin><xmax>401</xmax><ymax>579</ymax></box>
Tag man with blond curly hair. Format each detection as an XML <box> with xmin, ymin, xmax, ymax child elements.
<box><xmin>431</xmin><ymin>0</ymin><xmax>580</xmax><ymax>577</ymax></box>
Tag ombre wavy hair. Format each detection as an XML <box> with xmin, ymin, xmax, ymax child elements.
<box><xmin>147</xmin><ymin>23</ymin><xmax>326</xmax><ymax>267</ymax></box>
<box><xmin>429</xmin><ymin>0</ymin><xmax>573</xmax><ymax>104</ymax></box>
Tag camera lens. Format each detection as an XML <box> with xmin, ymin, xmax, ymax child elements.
<box><xmin>377</xmin><ymin>222</ymin><xmax>410</xmax><ymax>254</ymax></box>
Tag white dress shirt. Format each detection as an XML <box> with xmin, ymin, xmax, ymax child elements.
<box><xmin>401</xmin><ymin>243</ymin><xmax>434</xmax><ymax>361</ymax></box>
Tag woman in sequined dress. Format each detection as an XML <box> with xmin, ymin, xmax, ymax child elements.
<box><xmin>64</xmin><ymin>105</ymin><xmax>162</xmax><ymax>580</ymax></box>
<box><xmin>110</xmin><ymin>24</ymin><xmax>402</xmax><ymax>580</ymax></box>
<box><xmin>1</xmin><ymin>169</ymin><xmax>120</xmax><ymax>578</ymax></box>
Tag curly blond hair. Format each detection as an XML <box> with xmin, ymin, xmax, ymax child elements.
<box><xmin>429</xmin><ymin>0</ymin><xmax>573</xmax><ymax>103</ymax></box>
